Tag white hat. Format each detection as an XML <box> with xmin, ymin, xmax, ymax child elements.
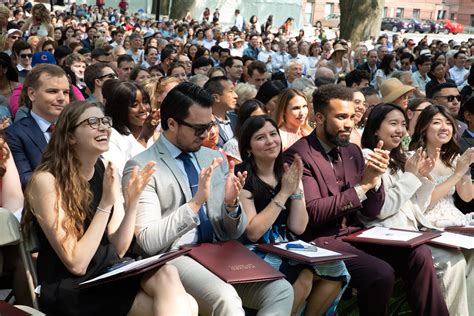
<box><xmin>6</xmin><ymin>29</ymin><xmax>22</xmax><ymax>37</ymax></box>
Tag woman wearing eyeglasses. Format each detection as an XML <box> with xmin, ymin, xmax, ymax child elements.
<box><xmin>425</xmin><ymin>62</ymin><xmax>455</xmax><ymax>99</ymax></box>
<box><xmin>103</xmin><ymin>81</ymin><xmax>159</xmax><ymax>177</ymax></box>
<box><xmin>22</xmin><ymin>101</ymin><xmax>197</xmax><ymax>316</ymax></box>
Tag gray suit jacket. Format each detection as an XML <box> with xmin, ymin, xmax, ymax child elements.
<box><xmin>122</xmin><ymin>135</ymin><xmax>247</xmax><ymax>255</ymax></box>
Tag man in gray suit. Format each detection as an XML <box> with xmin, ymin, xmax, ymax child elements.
<box><xmin>123</xmin><ymin>82</ymin><xmax>293</xmax><ymax>315</ymax></box>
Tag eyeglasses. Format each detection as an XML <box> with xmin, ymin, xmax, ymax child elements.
<box><xmin>20</xmin><ymin>54</ymin><xmax>32</xmax><ymax>59</ymax></box>
<box><xmin>98</xmin><ymin>72</ymin><xmax>117</xmax><ymax>80</ymax></box>
<box><xmin>434</xmin><ymin>95</ymin><xmax>461</xmax><ymax>102</ymax></box>
<box><xmin>75</xmin><ymin>116</ymin><xmax>113</xmax><ymax>129</ymax></box>
<box><xmin>175</xmin><ymin>118</ymin><xmax>216</xmax><ymax>136</ymax></box>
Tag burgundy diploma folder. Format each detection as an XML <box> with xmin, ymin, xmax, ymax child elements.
<box><xmin>342</xmin><ymin>227</ymin><xmax>440</xmax><ymax>248</ymax></box>
<box><xmin>77</xmin><ymin>249</ymin><xmax>190</xmax><ymax>289</ymax></box>
<box><xmin>183</xmin><ymin>240</ymin><xmax>284</xmax><ymax>284</ymax></box>
<box><xmin>0</xmin><ymin>302</ymin><xmax>30</xmax><ymax>316</ymax></box>
<box><xmin>256</xmin><ymin>243</ymin><xmax>356</xmax><ymax>264</ymax></box>
<box><xmin>445</xmin><ymin>226</ymin><xmax>474</xmax><ymax>236</ymax></box>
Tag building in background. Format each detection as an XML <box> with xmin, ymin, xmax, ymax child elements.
<box><xmin>303</xmin><ymin>0</ymin><xmax>474</xmax><ymax>28</ymax></box>
<box><xmin>443</xmin><ymin>0</ymin><xmax>474</xmax><ymax>27</ymax></box>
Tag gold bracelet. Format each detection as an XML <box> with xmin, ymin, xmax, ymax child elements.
<box><xmin>97</xmin><ymin>206</ymin><xmax>111</xmax><ymax>214</ymax></box>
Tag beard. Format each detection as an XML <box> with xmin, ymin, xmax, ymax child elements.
<box><xmin>324</xmin><ymin>120</ymin><xmax>351</xmax><ymax>147</ymax></box>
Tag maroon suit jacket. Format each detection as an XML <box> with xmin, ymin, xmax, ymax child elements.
<box><xmin>284</xmin><ymin>130</ymin><xmax>384</xmax><ymax>241</ymax></box>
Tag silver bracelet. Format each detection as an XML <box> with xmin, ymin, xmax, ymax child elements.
<box><xmin>97</xmin><ymin>206</ymin><xmax>111</xmax><ymax>214</ymax></box>
<box><xmin>225</xmin><ymin>198</ymin><xmax>239</xmax><ymax>209</ymax></box>
<box><xmin>272</xmin><ymin>199</ymin><xmax>286</xmax><ymax>210</ymax></box>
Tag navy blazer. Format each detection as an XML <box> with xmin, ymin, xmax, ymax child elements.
<box><xmin>5</xmin><ymin>113</ymin><xmax>47</xmax><ymax>189</ymax></box>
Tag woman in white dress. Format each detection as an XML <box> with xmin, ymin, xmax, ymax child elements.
<box><xmin>409</xmin><ymin>105</ymin><xmax>473</xmax><ymax>228</ymax></box>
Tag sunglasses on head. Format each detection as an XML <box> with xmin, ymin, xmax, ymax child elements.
<box><xmin>175</xmin><ymin>118</ymin><xmax>216</xmax><ymax>136</ymax></box>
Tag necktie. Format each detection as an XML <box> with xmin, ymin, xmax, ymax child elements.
<box><xmin>328</xmin><ymin>147</ymin><xmax>345</xmax><ymax>190</ymax></box>
<box><xmin>47</xmin><ymin>123</ymin><xmax>55</xmax><ymax>133</ymax></box>
<box><xmin>178</xmin><ymin>152</ymin><xmax>214</xmax><ymax>243</ymax></box>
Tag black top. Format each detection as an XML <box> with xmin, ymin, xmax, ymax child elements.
<box><xmin>236</xmin><ymin>163</ymin><xmax>291</xmax><ymax>244</ymax></box>
<box><xmin>35</xmin><ymin>160</ymin><xmax>140</xmax><ymax>316</ymax></box>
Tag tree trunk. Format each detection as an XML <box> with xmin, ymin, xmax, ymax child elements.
<box><xmin>340</xmin><ymin>0</ymin><xmax>384</xmax><ymax>43</ymax></box>
<box><xmin>169</xmin><ymin>0</ymin><xmax>194</xmax><ymax>20</ymax></box>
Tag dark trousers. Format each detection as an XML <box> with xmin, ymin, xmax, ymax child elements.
<box><xmin>313</xmin><ymin>236</ymin><xmax>448</xmax><ymax>316</ymax></box>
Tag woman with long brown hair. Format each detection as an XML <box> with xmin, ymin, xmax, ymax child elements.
<box><xmin>22</xmin><ymin>101</ymin><xmax>197</xmax><ymax>315</ymax></box>
<box><xmin>409</xmin><ymin>105</ymin><xmax>474</xmax><ymax>228</ymax></box>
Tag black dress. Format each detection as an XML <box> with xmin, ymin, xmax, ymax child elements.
<box><xmin>35</xmin><ymin>160</ymin><xmax>141</xmax><ymax>316</ymax></box>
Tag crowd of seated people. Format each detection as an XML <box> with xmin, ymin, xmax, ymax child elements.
<box><xmin>0</xmin><ymin>2</ymin><xmax>473</xmax><ymax>315</ymax></box>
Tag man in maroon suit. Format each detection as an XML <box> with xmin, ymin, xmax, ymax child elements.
<box><xmin>285</xmin><ymin>84</ymin><xmax>448</xmax><ymax>316</ymax></box>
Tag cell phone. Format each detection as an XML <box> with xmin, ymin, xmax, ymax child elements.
<box><xmin>105</xmin><ymin>259</ymin><xmax>135</xmax><ymax>272</ymax></box>
<box><xmin>285</xmin><ymin>243</ymin><xmax>318</xmax><ymax>252</ymax></box>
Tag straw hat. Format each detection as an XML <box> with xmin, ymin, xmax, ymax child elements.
<box><xmin>330</xmin><ymin>43</ymin><xmax>346</xmax><ymax>58</ymax></box>
<box><xmin>380</xmin><ymin>78</ymin><xmax>414</xmax><ymax>103</ymax></box>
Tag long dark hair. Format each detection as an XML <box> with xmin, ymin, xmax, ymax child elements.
<box><xmin>238</xmin><ymin>116</ymin><xmax>283</xmax><ymax>198</ymax></box>
<box><xmin>104</xmin><ymin>81</ymin><xmax>150</xmax><ymax>136</ymax></box>
<box><xmin>409</xmin><ymin>105</ymin><xmax>459</xmax><ymax>168</ymax></box>
<box><xmin>379</xmin><ymin>54</ymin><xmax>395</xmax><ymax>76</ymax></box>
<box><xmin>362</xmin><ymin>103</ymin><xmax>408</xmax><ymax>173</ymax></box>
<box><xmin>236</xmin><ymin>99</ymin><xmax>265</xmax><ymax>138</ymax></box>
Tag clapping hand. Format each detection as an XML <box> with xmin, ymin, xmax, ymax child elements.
<box><xmin>224</xmin><ymin>160</ymin><xmax>247</xmax><ymax>206</ymax></box>
<box><xmin>101</xmin><ymin>161</ymin><xmax>116</xmax><ymax>208</ymax></box>
<box><xmin>138</xmin><ymin>109</ymin><xmax>160</xmax><ymax>144</ymax></box>
<box><xmin>361</xmin><ymin>141</ymin><xmax>390</xmax><ymax>191</ymax></box>
<box><xmin>192</xmin><ymin>158</ymin><xmax>223</xmax><ymax>209</ymax></box>
<box><xmin>455</xmin><ymin>148</ymin><xmax>474</xmax><ymax>177</ymax></box>
<box><xmin>365</xmin><ymin>140</ymin><xmax>390</xmax><ymax>175</ymax></box>
<box><xmin>280</xmin><ymin>154</ymin><xmax>304</xmax><ymax>197</ymax></box>
<box><xmin>126</xmin><ymin>161</ymin><xmax>156</xmax><ymax>207</ymax></box>
<box><xmin>405</xmin><ymin>148</ymin><xmax>439</xmax><ymax>177</ymax></box>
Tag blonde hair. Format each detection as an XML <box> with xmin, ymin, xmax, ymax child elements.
<box><xmin>155</xmin><ymin>77</ymin><xmax>181</xmax><ymax>107</ymax></box>
<box><xmin>0</xmin><ymin>34</ymin><xmax>6</xmax><ymax>51</ymax></box>
<box><xmin>93</xmin><ymin>37</ymin><xmax>108</xmax><ymax>49</ymax></box>
<box><xmin>64</xmin><ymin>52</ymin><xmax>86</xmax><ymax>67</ymax></box>
<box><xmin>141</xmin><ymin>77</ymin><xmax>160</xmax><ymax>108</ymax></box>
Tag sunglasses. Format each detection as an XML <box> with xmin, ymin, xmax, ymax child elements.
<box><xmin>9</xmin><ymin>36</ymin><xmax>20</xmax><ymax>40</ymax></box>
<box><xmin>434</xmin><ymin>95</ymin><xmax>461</xmax><ymax>102</ymax></box>
<box><xmin>75</xmin><ymin>116</ymin><xmax>113</xmax><ymax>129</ymax></box>
<box><xmin>20</xmin><ymin>54</ymin><xmax>32</xmax><ymax>59</ymax></box>
<box><xmin>175</xmin><ymin>118</ymin><xmax>216</xmax><ymax>136</ymax></box>
<box><xmin>45</xmin><ymin>48</ymin><xmax>54</xmax><ymax>52</ymax></box>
